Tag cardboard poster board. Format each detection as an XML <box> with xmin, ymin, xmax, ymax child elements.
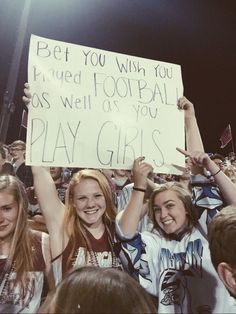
<box><xmin>26</xmin><ymin>34</ymin><xmax>184</xmax><ymax>173</ymax></box>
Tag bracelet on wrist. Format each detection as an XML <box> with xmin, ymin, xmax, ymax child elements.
<box><xmin>211</xmin><ymin>169</ymin><xmax>221</xmax><ymax>176</ymax></box>
<box><xmin>133</xmin><ymin>187</ymin><xmax>146</xmax><ymax>193</ymax></box>
<box><xmin>206</xmin><ymin>168</ymin><xmax>221</xmax><ymax>179</ymax></box>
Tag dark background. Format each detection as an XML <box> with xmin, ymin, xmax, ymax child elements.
<box><xmin>0</xmin><ymin>0</ymin><xmax>235</xmax><ymax>156</ymax></box>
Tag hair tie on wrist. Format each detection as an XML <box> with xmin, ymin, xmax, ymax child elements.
<box><xmin>133</xmin><ymin>187</ymin><xmax>146</xmax><ymax>193</ymax></box>
<box><xmin>211</xmin><ymin>169</ymin><xmax>221</xmax><ymax>177</ymax></box>
<box><xmin>207</xmin><ymin>168</ymin><xmax>221</xmax><ymax>179</ymax></box>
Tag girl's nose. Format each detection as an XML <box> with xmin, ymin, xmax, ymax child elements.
<box><xmin>160</xmin><ymin>207</ymin><xmax>168</xmax><ymax>219</ymax></box>
<box><xmin>87</xmin><ymin>198</ymin><xmax>95</xmax><ymax>208</ymax></box>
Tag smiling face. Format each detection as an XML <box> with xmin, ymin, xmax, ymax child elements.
<box><xmin>73</xmin><ymin>178</ymin><xmax>106</xmax><ymax>228</ymax></box>
<box><xmin>153</xmin><ymin>190</ymin><xmax>189</xmax><ymax>235</ymax></box>
<box><xmin>0</xmin><ymin>191</ymin><xmax>18</xmax><ymax>242</ymax></box>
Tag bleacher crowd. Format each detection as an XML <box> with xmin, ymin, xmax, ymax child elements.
<box><xmin>0</xmin><ymin>92</ymin><xmax>236</xmax><ymax>313</ymax></box>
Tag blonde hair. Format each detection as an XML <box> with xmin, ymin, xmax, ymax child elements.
<box><xmin>9</xmin><ymin>140</ymin><xmax>26</xmax><ymax>150</ymax></box>
<box><xmin>64</xmin><ymin>169</ymin><xmax>117</xmax><ymax>263</ymax></box>
<box><xmin>149</xmin><ymin>182</ymin><xmax>197</xmax><ymax>238</ymax></box>
<box><xmin>0</xmin><ymin>175</ymin><xmax>34</xmax><ymax>282</ymax></box>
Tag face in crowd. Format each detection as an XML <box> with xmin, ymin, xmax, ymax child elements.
<box><xmin>72</xmin><ymin>178</ymin><xmax>106</xmax><ymax>228</ymax></box>
<box><xmin>0</xmin><ymin>175</ymin><xmax>28</xmax><ymax>246</ymax></box>
<box><xmin>211</xmin><ymin>157</ymin><xmax>225</xmax><ymax>171</ymax></box>
<box><xmin>66</xmin><ymin>169</ymin><xmax>116</xmax><ymax>229</ymax></box>
<box><xmin>0</xmin><ymin>189</ymin><xmax>18</xmax><ymax>242</ymax></box>
<box><xmin>50</xmin><ymin>167</ymin><xmax>63</xmax><ymax>182</ymax></box>
<box><xmin>10</xmin><ymin>145</ymin><xmax>25</xmax><ymax>162</ymax></box>
<box><xmin>149</xmin><ymin>183</ymin><xmax>196</xmax><ymax>237</ymax></box>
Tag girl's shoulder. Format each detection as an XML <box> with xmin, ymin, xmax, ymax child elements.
<box><xmin>142</xmin><ymin>230</ymin><xmax>162</xmax><ymax>245</ymax></box>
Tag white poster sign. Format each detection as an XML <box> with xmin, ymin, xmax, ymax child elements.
<box><xmin>26</xmin><ymin>34</ymin><xmax>184</xmax><ymax>173</ymax></box>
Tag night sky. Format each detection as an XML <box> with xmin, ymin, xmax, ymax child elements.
<box><xmin>0</xmin><ymin>0</ymin><xmax>236</xmax><ymax>156</ymax></box>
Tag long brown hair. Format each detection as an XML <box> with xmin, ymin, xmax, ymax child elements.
<box><xmin>0</xmin><ymin>175</ymin><xmax>34</xmax><ymax>282</ymax></box>
<box><xmin>64</xmin><ymin>169</ymin><xmax>117</xmax><ymax>264</ymax></box>
<box><xmin>149</xmin><ymin>182</ymin><xmax>198</xmax><ymax>239</ymax></box>
<box><xmin>48</xmin><ymin>266</ymin><xmax>156</xmax><ymax>313</ymax></box>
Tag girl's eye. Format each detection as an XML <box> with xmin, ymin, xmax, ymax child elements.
<box><xmin>2</xmin><ymin>207</ymin><xmax>11</xmax><ymax>211</ymax></box>
<box><xmin>95</xmin><ymin>194</ymin><xmax>102</xmax><ymax>198</ymax></box>
<box><xmin>153</xmin><ymin>206</ymin><xmax>161</xmax><ymax>212</ymax></box>
<box><xmin>78</xmin><ymin>197</ymin><xmax>86</xmax><ymax>201</ymax></box>
<box><xmin>167</xmin><ymin>203</ymin><xmax>174</xmax><ymax>209</ymax></box>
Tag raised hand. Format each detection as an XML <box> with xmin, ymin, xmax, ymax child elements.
<box><xmin>177</xmin><ymin>96</ymin><xmax>195</xmax><ymax>121</ymax></box>
<box><xmin>132</xmin><ymin>157</ymin><xmax>153</xmax><ymax>190</ymax></box>
<box><xmin>176</xmin><ymin>148</ymin><xmax>211</xmax><ymax>170</ymax></box>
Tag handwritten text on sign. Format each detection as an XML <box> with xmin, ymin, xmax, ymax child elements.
<box><xmin>26</xmin><ymin>35</ymin><xmax>184</xmax><ymax>173</ymax></box>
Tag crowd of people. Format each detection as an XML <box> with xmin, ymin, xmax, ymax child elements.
<box><xmin>0</xmin><ymin>88</ymin><xmax>236</xmax><ymax>313</ymax></box>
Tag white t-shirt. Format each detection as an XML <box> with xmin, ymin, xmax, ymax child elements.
<box><xmin>116</xmin><ymin>222</ymin><xmax>236</xmax><ymax>314</ymax></box>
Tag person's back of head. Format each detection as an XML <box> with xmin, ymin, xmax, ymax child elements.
<box><xmin>208</xmin><ymin>205</ymin><xmax>236</xmax><ymax>298</ymax></box>
<box><xmin>48</xmin><ymin>266</ymin><xmax>156</xmax><ymax>313</ymax></box>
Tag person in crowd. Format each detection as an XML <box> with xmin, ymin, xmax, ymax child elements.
<box><xmin>210</xmin><ymin>153</ymin><xmax>226</xmax><ymax>172</ymax></box>
<box><xmin>23</xmin><ymin>80</ymin><xmax>124</xmax><ymax>286</ymax></box>
<box><xmin>117</xmin><ymin>95</ymin><xmax>201</xmax><ymax>232</ymax></box>
<box><xmin>112</xmin><ymin>169</ymin><xmax>131</xmax><ymax>197</ymax></box>
<box><xmin>224</xmin><ymin>164</ymin><xmax>236</xmax><ymax>184</ymax></box>
<box><xmin>208</xmin><ymin>205</ymin><xmax>236</xmax><ymax>300</ymax></box>
<box><xmin>9</xmin><ymin>140</ymin><xmax>33</xmax><ymax>188</ymax></box>
<box><xmin>0</xmin><ymin>145</ymin><xmax>14</xmax><ymax>176</ymax></box>
<box><xmin>116</xmin><ymin>152</ymin><xmax>236</xmax><ymax>313</ymax></box>
<box><xmin>44</xmin><ymin>266</ymin><xmax>157</xmax><ymax>314</ymax></box>
<box><xmin>31</xmin><ymin>165</ymin><xmax>122</xmax><ymax>285</ymax></box>
<box><xmin>115</xmin><ymin>96</ymin><xmax>236</xmax><ymax>313</ymax></box>
<box><xmin>0</xmin><ymin>175</ymin><xmax>53</xmax><ymax>313</ymax></box>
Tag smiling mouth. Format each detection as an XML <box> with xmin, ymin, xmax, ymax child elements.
<box><xmin>162</xmin><ymin>219</ymin><xmax>173</xmax><ymax>225</ymax></box>
<box><xmin>84</xmin><ymin>209</ymin><xmax>99</xmax><ymax>214</ymax></box>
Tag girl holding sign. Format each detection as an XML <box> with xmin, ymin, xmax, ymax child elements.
<box><xmin>31</xmin><ymin>166</ymin><xmax>124</xmax><ymax>284</ymax></box>
<box><xmin>24</xmin><ymin>83</ymin><xmax>124</xmax><ymax>285</ymax></box>
<box><xmin>115</xmin><ymin>98</ymin><xmax>236</xmax><ymax>313</ymax></box>
<box><xmin>0</xmin><ymin>175</ymin><xmax>53</xmax><ymax>313</ymax></box>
